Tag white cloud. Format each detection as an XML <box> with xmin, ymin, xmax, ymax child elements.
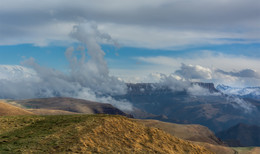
<box><xmin>175</xmin><ymin>63</ymin><xmax>212</xmax><ymax>80</ymax></box>
<box><xmin>0</xmin><ymin>23</ymin><xmax>133</xmax><ymax>111</ymax></box>
<box><xmin>113</xmin><ymin>52</ymin><xmax>260</xmax><ymax>87</ymax></box>
<box><xmin>137</xmin><ymin>52</ymin><xmax>260</xmax><ymax>71</ymax></box>
<box><xmin>187</xmin><ymin>85</ymin><xmax>218</xmax><ymax>96</ymax></box>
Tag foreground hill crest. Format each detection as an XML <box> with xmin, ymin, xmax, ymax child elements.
<box><xmin>0</xmin><ymin>114</ymin><xmax>212</xmax><ymax>153</ymax></box>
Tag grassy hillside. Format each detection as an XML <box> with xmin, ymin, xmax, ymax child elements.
<box><xmin>0</xmin><ymin>114</ymin><xmax>213</xmax><ymax>153</ymax></box>
<box><xmin>232</xmin><ymin>147</ymin><xmax>260</xmax><ymax>154</ymax></box>
<box><xmin>0</xmin><ymin>101</ymin><xmax>34</xmax><ymax>116</ymax></box>
<box><xmin>137</xmin><ymin>119</ymin><xmax>224</xmax><ymax>145</ymax></box>
<box><xmin>27</xmin><ymin>109</ymin><xmax>78</xmax><ymax>115</ymax></box>
<box><xmin>137</xmin><ymin>119</ymin><xmax>240</xmax><ymax>154</ymax></box>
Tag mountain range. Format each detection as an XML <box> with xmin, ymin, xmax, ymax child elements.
<box><xmin>217</xmin><ymin>84</ymin><xmax>260</xmax><ymax>99</ymax></box>
<box><xmin>113</xmin><ymin>83</ymin><xmax>260</xmax><ymax>146</ymax></box>
<box><xmin>1</xmin><ymin>81</ymin><xmax>260</xmax><ymax>147</ymax></box>
<box><xmin>0</xmin><ymin>100</ymin><xmax>228</xmax><ymax>153</ymax></box>
<box><xmin>1</xmin><ymin>96</ymin><xmax>260</xmax><ymax>152</ymax></box>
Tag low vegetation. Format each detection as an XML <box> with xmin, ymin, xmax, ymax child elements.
<box><xmin>0</xmin><ymin>114</ymin><xmax>212</xmax><ymax>153</ymax></box>
<box><xmin>137</xmin><ymin>119</ymin><xmax>224</xmax><ymax>145</ymax></box>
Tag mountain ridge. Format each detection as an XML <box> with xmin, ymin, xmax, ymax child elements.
<box><xmin>216</xmin><ymin>123</ymin><xmax>260</xmax><ymax>147</ymax></box>
<box><xmin>7</xmin><ymin>97</ymin><xmax>133</xmax><ymax>118</ymax></box>
<box><xmin>217</xmin><ymin>84</ymin><xmax>260</xmax><ymax>99</ymax></box>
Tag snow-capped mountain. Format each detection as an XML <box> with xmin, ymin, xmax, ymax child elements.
<box><xmin>216</xmin><ymin>84</ymin><xmax>260</xmax><ymax>99</ymax></box>
<box><xmin>0</xmin><ymin>65</ymin><xmax>37</xmax><ymax>81</ymax></box>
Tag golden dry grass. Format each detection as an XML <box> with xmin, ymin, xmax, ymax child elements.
<box><xmin>232</xmin><ymin>147</ymin><xmax>260</xmax><ymax>154</ymax></box>
<box><xmin>0</xmin><ymin>114</ymin><xmax>213</xmax><ymax>153</ymax></box>
<box><xmin>195</xmin><ymin>142</ymin><xmax>235</xmax><ymax>154</ymax></box>
<box><xmin>137</xmin><ymin>119</ymin><xmax>223</xmax><ymax>145</ymax></box>
<box><xmin>136</xmin><ymin>119</ymin><xmax>244</xmax><ymax>154</ymax></box>
<box><xmin>27</xmin><ymin>109</ymin><xmax>78</xmax><ymax>115</ymax></box>
<box><xmin>0</xmin><ymin>100</ymin><xmax>34</xmax><ymax>116</ymax></box>
<box><xmin>70</xmin><ymin>116</ymin><xmax>213</xmax><ymax>153</ymax></box>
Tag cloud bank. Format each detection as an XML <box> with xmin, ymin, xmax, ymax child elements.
<box><xmin>1</xmin><ymin>0</ymin><xmax>260</xmax><ymax>48</ymax></box>
<box><xmin>0</xmin><ymin>23</ymin><xmax>132</xmax><ymax>111</ymax></box>
<box><xmin>175</xmin><ymin>63</ymin><xmax>212</xmax><ymax>80</ymax></box>
<box><xmin>134</xmin><ymin>52</ymin><xmax>260</xmax><ymax>87</ymax></box>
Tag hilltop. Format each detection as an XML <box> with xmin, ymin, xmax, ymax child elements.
<box><xmin>0</xmin><ymin>114</ymin><xmax>212</xmax><ymax>153</ymax></box>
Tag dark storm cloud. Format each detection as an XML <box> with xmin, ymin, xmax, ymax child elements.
<box><xmin>1</xmin><ymin>0</ymin><xmax>260</xmax><ymax>29</ymax></box>
<box><xmin>1</xmin><ymin>0</ymin><xmax>260</xmax><ymax>46</ymax></box>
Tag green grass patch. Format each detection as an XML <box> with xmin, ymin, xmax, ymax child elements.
<box><xmin>0</xmin><ymin>114</ymin><xmax>111</xmax><ymax>153</ymax></box>
<box><xmin>232</xmin><ymin>146</ymin><xmax>255</xmax><ymax>153</ymax></box>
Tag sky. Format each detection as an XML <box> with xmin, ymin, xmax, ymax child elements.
<box><xmin>1</xmin><ymin>0</ymin><xmax>260</xmax><ymax>90</ymax></box>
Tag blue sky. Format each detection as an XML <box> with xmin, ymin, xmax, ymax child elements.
<box><xmin>1</xmin><ymin>43</ymin><xmax>260</xmax><ymax>77</ymax></box>
<box><xmin>1</xmin><ymin>0</ymin><xmax>260</xmax><ymax>87</ymax></box>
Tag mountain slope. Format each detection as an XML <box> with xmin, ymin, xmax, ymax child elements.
<box><xmin>114</xmin><ymin>83</ymin><xmax>260</xmax><ymax>132</ymax></box>
<box><xmin>137</xmin><ymin>119</ymin><xmax>224</xmax><ymax>145</ymax></box>
<box><xmin>217</xmin><ymin>84</ymin><xmax>260</xmax><ymax>99</ymax></box>
<box><xmin>27</xmin><ymin>109</ymin><xmax>78</xmax><ymax>115</ymax></box>
<box><xmin>0</xmin><ymin>101</ymin><xmax>34</xmax><ymax>116</ymax></box>
<box><xmin>216</xmin><ymin>123</ymin><xmax>260</xmax><ymax>147</ymax></box>
<box><xmin>10</xmin><ymin>97</ymin><xmax>132</xmax><ymax>117</ymax></box>
<box><xmin>0</xmin><ymin>114</ymin><xmax>212</xmax><ymax>153</ymax></box>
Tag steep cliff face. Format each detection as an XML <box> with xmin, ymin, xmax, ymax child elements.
<box><xmin>126</xmin><ymin>82</ymin><xmax>219</xmax><ymax>95</ymax></box>
<box><xmin>192</xmin><ymin>82</ymin><xmax>219</xmax><ymax>93</ymax></box>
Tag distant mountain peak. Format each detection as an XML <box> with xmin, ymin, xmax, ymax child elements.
<box><xmin>216</xmin><ymin>84</ymin><xmax>260</xmax><ymax>99</ymax></box>
<box><xmin>0</xmin><ymin>65</ymin><xmax>37</xmax><ymax>80</ymax></box>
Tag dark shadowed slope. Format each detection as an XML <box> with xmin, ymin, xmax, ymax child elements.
<box><xmin>10</xmin><ymin>97</ymin><xmax>132</xmax><ymax>117</ymax></box>
<box><xmin>0</xmin><ymin>101</ymin><xmax>34</xmax><ymax>116</ymax></box>
<box><xmin>114</xmin><ymin>83</ymin><xmax>260</xmax><ymax>132</ymax></box>
<box><xmin>216</xmin><ymin>123</ymin><xmax>260</xmax><ymax>147</ymax></box>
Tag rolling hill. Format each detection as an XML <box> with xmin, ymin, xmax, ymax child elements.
<box><xmin>0</xmin><ymin>100</ymin><xmax>34</xmax><ymax>116</ymax></box>
<box><xmin>137</xmin><ymin>119</ymin><xmax>241</xmax><ymax>154</ymax></box>
<box><xmin>27</xmin><ymin>109</ymin><xmax>78</xmax><ymax>115</ymax></box>
<box><xmin>0</xmin><ymin>102</ymin><xmax>255</xmax><ymax>154</ymax></box>
<box><xmin>8</xmin><ymin>97</ymin><xmax>132</xmax><ymax>117</ymax></box>
<box><xmin>137</xmin><ymin>119</ymin><xmax>224</xmax><ymax>146</ymax></box>
<box><xmin>0</xmin><ymin>114</ymin><xmax>212</xmax><ymax>153</ymax></box>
